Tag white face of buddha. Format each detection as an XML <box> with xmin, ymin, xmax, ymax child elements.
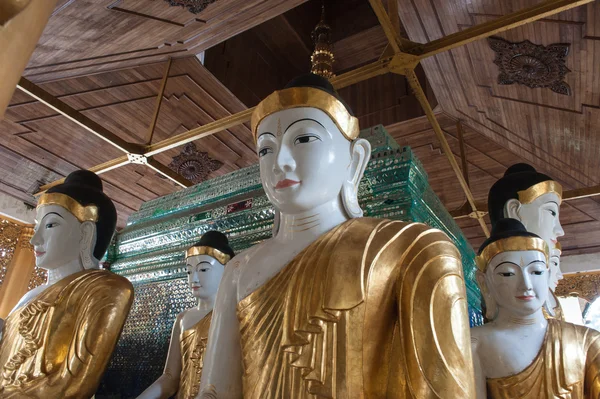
<box><xmin>186</xmin><ymin>254</ymin><xmax>224</xmax><ymax>301</ymax></box>
<box><xmin>31</xmin><ymin>204</ymin><xmax>83</xmax><ymax>271</ymax></box>
<box><xmin>506</xmin><ymin>192</ymin><xmax>564</xmax><ymax>249</ymax></box>
<box><xmin>256</xmin><ymin>108</ymin><xmax>353</xmax><ymax>215</ymax></box>
<box><xmin>485</xmin><ymin>250</ymin><xmax>549</xmax><ymax>317</ymax></box>
<box><xmin>548</xmin><ymin>248</ymin><xmax>563</xmax><ymax>292</ymax></box>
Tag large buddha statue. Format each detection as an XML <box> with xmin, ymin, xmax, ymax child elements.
<box><xmin>471</xmin><ymin>218</ymin><xmax>600</xmax><ymax>399</ymax></box>
<box><xmin>488</xmin><ymin>163</ymin><xmax>565</xmax><ymax>318</ymax></box>
<box><xmin>0</xmin><ymin>170</ymin><xmax>134</xmax><ymax>398</ymax></box>
<box><xmin>138</xmin><ymin>231</ymin><xmax>234</xmax><ymax>399</ymax></box>
<box><xmin>198</xmin><ymin>74</ymin><xmax>475</xmax><ymax>398</ymax></box>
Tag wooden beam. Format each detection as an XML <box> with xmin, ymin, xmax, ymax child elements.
<box><xmin>146</xmin><ymin>158</ymin><xmax>193</xmax><ymax>188</ymax></box>
<box><xmin>330</xmin><ymin>57</ymin><xmax>392</xmax><ymax>89</ymax></box>
<box><xmin>147</xmin><ymin>58</ymin><xmax>172</xmax><ymax>145</ymax></box>
<box><xmin>564</xmin><ymin>184</ymin><xmax>600</xmax><ymax>201</ymax></box>
<box><xmin>405</xmin><ymin>69</ymin><xmax>490</xmax><ymax>237</ymax></box>
<box><xmin>408</xmin><ymin>0</ymin><xmax>594</xmax><ymax>59</ymax></box>
<box><xmin>36</xmin><ymin>155</ymin><xmax>130</xmax><ymax>194</ymax></box>
<box><xmin>17</xmin><ymin>77</ymin><xmax>142</xmax><ymax>154</ymax></box>
<box><xmin>456</xmin><ymin>121</ymin><xmax>469</xmax><ymax>187</ymax></box>
<box><xmin>144</xmin><ymin>108</ymin><xmax>255</xmax><ymax>157</ymax></box>
<box><xmin>368</xmin><ymin>0</ymin><xmax>403</xmax><ymax>53</ymax></box>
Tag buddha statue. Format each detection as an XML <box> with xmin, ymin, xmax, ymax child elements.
<box><xmin>198</xmin><ymin>74</ymin><xmax>475</xmax><ymax>398</ymax></box>
<box><xmin>138</xmin><ymin>231</ymin><xmax>234</xmax><ymax>399</ymax></box>
<box><xmin>0</xmin><ymin>170</ymin><xmax>134</xmax><ymax>398</ymax></box>
<box><xmin>471</xmin><ymin>218</ymin><xmax>600</xmax><ymax>399</ymax></box>
<box><xmin>488</xmin><ymin>163</ymin><xmax>565</xmax><ymax>319</ymax></box>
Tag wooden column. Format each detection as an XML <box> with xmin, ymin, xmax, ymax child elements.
<box><xmin>0</xmin><ymin>226</ymin><xmax>35</xmax><ymax>318</ymax></box>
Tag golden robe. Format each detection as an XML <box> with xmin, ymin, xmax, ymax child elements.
<box><xmin>0</xmin><ymin>269</ymin><xmax>133</xmax><ymax>398</ymax></box>
<box><xmin>177</xmin><ymin>312</ymin><xmax>212</xmax><ymax>399</ymax></box>
<box><xmin>237</xmin><ymin>218</ymin><xmax>475</xmax><ymax>398</ymax></box>
<box><xmin>487</xmin><ymin>319</ymin><xmax>600</xmax><ymax>399</ymax></box>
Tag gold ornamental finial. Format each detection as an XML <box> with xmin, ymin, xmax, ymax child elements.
<box><xmin>310</xmin><ymin>3</ymin><xmax>335</xmax><ymax>78</ymax></box>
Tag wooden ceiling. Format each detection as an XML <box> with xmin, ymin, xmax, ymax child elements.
<box><xmin>0</xmin><ymin>0</ymin><xmax>598</xmax><ymax>255</ymax></box>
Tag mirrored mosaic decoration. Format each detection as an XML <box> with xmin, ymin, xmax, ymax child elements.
<box><xmin>97</xmin><ymin>125</ymin><xmax>483</xmax><ymax>398</ymax></box>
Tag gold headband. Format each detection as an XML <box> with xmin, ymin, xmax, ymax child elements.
<box><xmin>553</xmin><ymin>242</ymin><xmax>562</xmax><ymax>254</ymax></box>
<box><xmin>185</xmin><ymin>246</ymin><xmax>231</xmax><ymax>265</ymax></box>
<box><xmin>37</xmin><ymin>193</ymin><xmax>98</xmax><ymax>223</ymax></box>
<box><xmin>251</xmin><ymin>87</ymin><xmax>359</xmax><ymax>143</ymax></box>
<box><xmin>517</xmin><ymin>180</ymin><xmax>563</xmax><ymax>204</ymax></box>
<box><xmin>476</xmin><ymin>236</ymin><xmax>549</xmax><ymax>272</ymax></box>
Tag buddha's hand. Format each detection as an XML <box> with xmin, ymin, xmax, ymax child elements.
<box><xmin>198</xmin><ymin>384</ymin><xmax>218</xmax><ymax>399</ymax></box>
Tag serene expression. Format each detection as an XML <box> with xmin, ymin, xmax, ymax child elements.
<box><xmin>512</xmin><ymin>192</ymin><xmax>564</xmax><ymax>248</ymax></box>
<box><xmin>486</xmin><ymin>250</ymin><xmax>549</xmax><ymax>317</ymax></box>
<box><xmin>31</xmin><ymin>205</ymin><xmax>83</xmax><ymax>270</ymax></box>
<box><xmin>186</xmin><ymin>254</ymin><xmax>224</xmax><ymax>300</ymax></box>
<box><xmin>548</xmin><ymin>247</ymin><xmax>563</xmax><ymax>291</ymax></box>
<box><xmin>256</xmin><ymin>108</ymin><xmax>352</xmax><ymax>214</ymax></box>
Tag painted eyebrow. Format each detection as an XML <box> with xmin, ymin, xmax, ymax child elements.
<box><xmin>193</xmin><ymin>261</ymin><xmax>212</xmax><ymax>267</ymax></box>
<box><xmin>284</xmin><ymin>118</ymin><xmax>326</xmax><ymax>134</ymax></box>
<box><xmin>544</xmin><ymin>201</ymin><xmax>559</xmax><ymax>206</ymax></box>
<box><xmin>41</xmin><ymin>212</ymin><xmax>64</xmax><ymax>221</ymax></box>
<box><xmin>527</xmin><ymin>260</ymin><xmax>546</xmax><ymax>265</ymax></box>
<box><xmin>258</xmin><ymin>132</ymin><xmax>276</xmax><ymax>140</ymax></box>
<box><xmin>494</xmin><ymin>261</ymin><xmax>519</xmax><ymax>270</ymax></box>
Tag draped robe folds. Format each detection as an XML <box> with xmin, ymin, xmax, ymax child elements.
<box><xmin>177</xmin><ymin>312</ymin><xmax>212</xmax><ymax>399</ymax></box>
<box><xmin>486</xmin><ymin>319</ymin><xmax>600</xmax><ymax>399</ymax></box>
<box><xmin>0</xmin><ymin>269</ymin><xmax>133</xmax><ymax>398</ymax></box>
<box><xmin>236</xmin><ymin>218</ymin><xmax>475</xmax><ymax>398</ymax></box>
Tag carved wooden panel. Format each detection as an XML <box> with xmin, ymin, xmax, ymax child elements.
<box><xmin>556</xmin><ymin>272</ymin><xmax>600</xmax><ymax>303</ymax></box>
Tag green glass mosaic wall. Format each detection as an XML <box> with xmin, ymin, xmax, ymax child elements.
<box><xmin>97</xmin><ymin>125</ymin><xmax>482</xmax><ymax>398</ymax></box>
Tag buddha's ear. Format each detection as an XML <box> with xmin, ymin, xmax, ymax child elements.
<box><xmin>342</xmin><ymin>138</ymin><xmax>371</xmax><ymax>219</ymax></box>
<box><xmin>476</xmin><ymin>270</ymin><xmax>498</xmax><ymax>321</ymax></box>
<box><xmin>504</xmin><ymin>198</ymin><xmax>522</xmax><ymax>220</ymax></box>
<box><xmin>79</xmin><ymin>221</ymin><xmax>99</xmax><ymax>269</ymax></box>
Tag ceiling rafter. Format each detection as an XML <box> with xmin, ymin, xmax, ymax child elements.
<box><xmin>29</xmin><ymin>0</ymin><xmax>595</xmax><ymax>232</ymax></box>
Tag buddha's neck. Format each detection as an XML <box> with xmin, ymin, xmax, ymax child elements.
<box><xmin>495</xmin><ymin>307</ymin><xmax>547</xmax><ymax>328</ymax></box>
<box><xmin>46</xmin><ymin>257</ymin><xmax>85</xmax><ymax>286</ymax></box>
<box><xmin>275</xmin><ymin>198</ymin><xmax>349</xmax><ymax>245</ymax></box>
<box><xmin>196</xmin><ymin>296</ymin><xmax>215</xmax><ymax>313</ymax></box>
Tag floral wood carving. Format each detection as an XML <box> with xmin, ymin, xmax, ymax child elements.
<box><xmin>164</xmin><ymin>0</ymin><xmax>217</xmax><ymax>14</ymax></box>
<box><xmin>555</xmin><ymin>272</ymin><xmax>600</xmax><ymax>303</ymax></box>
<box><xmin>168</xmin><ymin>143</ymin><xmax>223</xmax><ymax>184</ymax></box>
<box><xmin>488</xmin><ymin>37</ymin><xmax>571</xmax><ymax>95</ymax></box>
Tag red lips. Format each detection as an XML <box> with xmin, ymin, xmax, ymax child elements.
<box><xmin>515</xmin><ymin>295</ymin><xmax>535</xmax><ymax>301</ymax></box>
<box><xmin>275</xmin><ymin>179</ymin><xmax>300</xmax><ymax>189</ymax></box>
<box><xmin>34</xmin><ymin>251</ymin><xmax>45</xmax><ymax>257</ymax></box>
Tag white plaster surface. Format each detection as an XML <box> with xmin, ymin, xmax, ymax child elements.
<box><xmin>0</xmin><ymin>192</ymin><xmax>35</xmax><ymax>224</ymax></box>
<box><xmin>561</xmin><ymin>253</ymin><xmax>600</xmax><ymax>274</ymax></box>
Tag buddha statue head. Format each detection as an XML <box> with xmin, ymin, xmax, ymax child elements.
<box><xmin>488</xmin><ymin>163</ymin><xmax>564</xmax><ymax>249</ymax></box>
<box><xmin>251</xmin><ymin>73</ymin><xmax>371</xmax><ymax>219</ymax></box>
<box><xmin>476</xmin><ymin>218</ymin><xmax>550</xmax><ymax>320</ymax></box>
<box><xmin>185</xmin><ymin>231</ymin><xmax>234</xmax><ymax>301</ymax></box>
<box><xmin>549</xmin><ymin>243</ymin><xmax>563</xmax><ymax>292</ymax></box>
<box><xmin>31</xmin><ymin>170</ymin><xmax>117</xmax><ymax>274</ymax></box>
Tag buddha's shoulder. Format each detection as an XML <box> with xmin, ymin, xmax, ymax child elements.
<box><xmin>343</xmin><ymin>218</ymin><xmax>457</xmax><ymax>253</ymax></box>
<box><xmin>75</xmin><ymin>269</ymin><xmax>134</xmax><ymax>296</ymax></box>
<box><xmin>552</xmin><ymin>319</ymin><xmax>600</xmax><ymax>342</ymax></box>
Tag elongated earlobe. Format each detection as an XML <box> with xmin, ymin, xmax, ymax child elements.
<box><xmin>476</xmin><ymin>271</ymin><xmax>498</xmax><ymax>321</ymax></box>
<box><xmin>342</xmin><ymin>138</ymin><xmax>371</xmax><ymax>218</ymax></box>
<box><xmin>79</xmin><ymin>221</ymin><xmax>99</xmax><ymax>270</ymax></box>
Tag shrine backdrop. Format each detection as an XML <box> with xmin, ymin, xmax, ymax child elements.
<box><xmin>97</xmin><ymin>125</ymin><xmax>483</xmax><ymax>398</ymax></box>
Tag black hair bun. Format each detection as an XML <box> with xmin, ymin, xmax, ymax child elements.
<box><xmin>504</xmin><ymin>163</ymin><xmax>537</xmax><ymax>176</ymax></box>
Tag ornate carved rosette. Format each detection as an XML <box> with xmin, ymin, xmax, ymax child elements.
<box><xmin>164</xmin><ymin>0</ymin><xmax>217</xmax><ymax>14</ymax></box>
<box><xmin>556</xmin><ymin>272</ymin><xmax>600</xmax><ymax>303</ymax></box>
<box><xmin>488</xmin><ymin>37</ymin><xmax>571</xmax><ymax>95</ymax></box>
<box><xmin>168</xmin><ymin>142</ymin><xmax>223</xmax><ymax>184</ymax></box>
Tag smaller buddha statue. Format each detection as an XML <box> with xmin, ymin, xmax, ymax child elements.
<box><xmin>471</xmin><ymin>218</ymin><xmax>600</xmax><ymax>399</ymax></box>
<box><xmin>137</xmin><ymin>231</ymin><xmax>234</xmax><ymax>399</ymax></box>
<box><xmin>544</xmin><ymin>243</ymin><xmax>564</xmax><ymax>319</ymax></box>
<box><xmin>0</xmin><ymin>170</ymin><xmax>134</xmax><ymax>398</ymax></box>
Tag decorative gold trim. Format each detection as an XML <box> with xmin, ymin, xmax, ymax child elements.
<box><xmin>517</xmin><ymin>180</ymin><xmax>563</xmax><ymax>204</ymax></box>
<box><xmin>37</xmin><ymin>193</ymin><xmax>98</xmax><ymax>223</ymax></box>
<box><xmin>555</xmin><ymin>242</ymin><xmax>562</xmax><ymax>252</ymax></box>
<box><xmin>185</xmin><ymin>246</ymin><xmax>231</xmax><ymax>265</ymax></box>
<box><xmin>251</xmin><ymin>87</ymin><xmax>359</xmax><ymax>143</ymax></box>
<box><xmin>476</xmin><ymin>236</ymin><xmax>549</xmax><ymax>272</ymax></box>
